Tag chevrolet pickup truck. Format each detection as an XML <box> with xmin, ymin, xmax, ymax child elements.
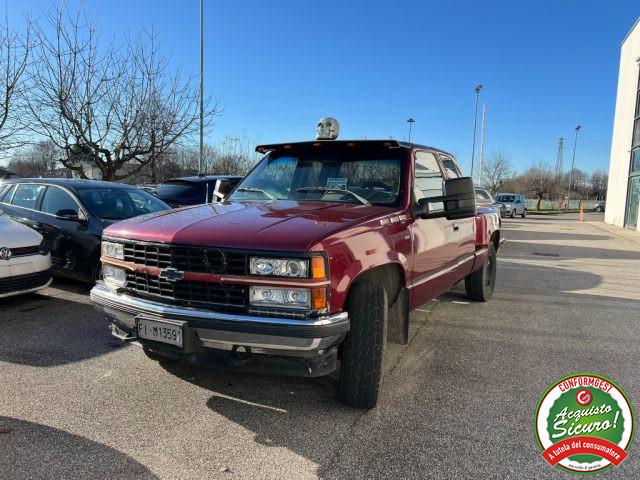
<box><xmin>90</xmin><ymin>139</ymin><xmax>501</xmax><ymax>408</ymax></box>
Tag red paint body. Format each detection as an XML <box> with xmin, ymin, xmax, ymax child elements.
<box><xmin>104</xmin><ymin>142</ymin><xmax>500</xmax><ymax>314</ymax></box>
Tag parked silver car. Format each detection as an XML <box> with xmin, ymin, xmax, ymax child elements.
<box><xmin>495</xmin><ymin>193</ymin><xmax>527</xmax><ymax>218</ymax></box>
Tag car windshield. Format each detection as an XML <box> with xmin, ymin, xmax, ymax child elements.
<box><xmin>76</xmin><ymin>187</ymin><xmax>169</xmax><ymax>220</ymax></box>
<box><xmin>230</xmin><ymin>152</ymin><xmax>402</xmax><ymax>206</ymax></box>
<box><xmin>496</xmin><ymin>195</ymin><xmax>515</xmax><ymax>202</ymax></box>
<box><xmin>156</xmin><ymin>181</ymin><xmax>206</xmax><ymax>203</ymax></box>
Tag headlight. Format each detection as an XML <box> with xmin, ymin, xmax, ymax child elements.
<box><xmin>250</xmin><ymin>286</ymin><xmax>311</xmax><ymax>310</ymax></box>
<box><xmin>102</xmin><ymin>241</ymin><xmax>124</xmax><ymax>260</ymax></box>
<box><xmin>38</xmin><ymin>239</ymin><xmax>50</xmax><ymax>255</ymax></box>
<box><xmin>250</xmin><ymin>257</ymin><xmax>309</xmax><ymax>278</ymax></box>
<box><xmin>102</xmin><ymin>264</ymin><xmax>126</xmax><ymax>289</ymax></box>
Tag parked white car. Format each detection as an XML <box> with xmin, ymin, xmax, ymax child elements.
<box><xmin>0</xmin><ymin>213</ymin><xmax>52</xmax><ymax>298</ymax></box>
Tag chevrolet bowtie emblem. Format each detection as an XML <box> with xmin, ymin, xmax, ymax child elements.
<box><xmin>158</xmin><ymin>267</ymin><xmax>185</xmax><ymax>283</ymax></box>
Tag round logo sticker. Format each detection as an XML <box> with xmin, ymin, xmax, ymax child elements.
<box><xmin>535</xmin><ymin>374</ymin><xmax>634</xmax><ymax>473</ymax></box>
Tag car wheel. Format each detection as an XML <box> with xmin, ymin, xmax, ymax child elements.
<box><xmin>465</xmin><ymin>242</ymin><xmax>497</xmax><ymax>302</ymax></box>
<box><xmin>339</xmin><ymin>282</ymin><xmax>388</xmax><ymax>409</ymax></box>
<box><xmin>521</xmin><ymin>208</ymin><xmax>527</xmax><ymax>218</ymax></box>
<box><xmin>90</xmin><ymin>260</ymin><xmax>102</xmax><ymax>284</ymax></box>
<box><xmin>510</xmin><ymin>210</ymin><xmax>515</xmax><ymax>218</ymax></box>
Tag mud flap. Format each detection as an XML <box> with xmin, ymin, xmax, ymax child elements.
<box><xmin>387</xmin><ymin>288</ymin><xmax>409</xmax><ymax>345</ymax></box>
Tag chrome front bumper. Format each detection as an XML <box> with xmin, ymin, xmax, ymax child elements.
<box><xmin>90</xmin><ymin>283</ymin><xmax>349</xmax><ymax>356</ymax></box>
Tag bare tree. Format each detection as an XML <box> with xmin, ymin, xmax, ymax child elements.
<box><xmin>0</xmin><ymin>15</ymin><xmax>32</xmax><ymax>153</ymax></box>
<box><xmin>23</xmin><ymin>5</ymin><xmax>218</xmax><ymax>181</ymax></box>
<box><xmin>6</xmin><ymin>140</ymin><xmax>64</xmax><ymax>177</ymax></box>
<box><xmin>523</xmin><ymin>163</ymin><xmax>560</xmax><ymax>210</ymax></box>
<box><xmin>479</xmin><ymin>150</ymin><xmax>513</xmax><ymax>195</ymax></box>
<box><xmin>590</xmin><ymin>169</ymin><xmax>608</xmax><ymax>200</ymax></box>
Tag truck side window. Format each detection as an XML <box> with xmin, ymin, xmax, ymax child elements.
<box><xmin>414</xmin><ymin>151</ymin><xmax>444</xmax><ymax>201</ymax></box>
<box><xmin>440</xmin><ymin>156</ymin><xmax>460</xmax><ymax>179</ymax></box>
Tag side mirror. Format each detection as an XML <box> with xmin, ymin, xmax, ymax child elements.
<box><xmin>56</xmin><ymin>209</ymin><xmax>86</xmax><ymax>223</ymax></box>
<box><xmin>414</xmin><ymin>177</ymin><xmax>477</xmax><ymax>220</ymax></box>
<box><xmin>213</xmin><ymin>179</ymin><xmax>233</xmax><ymax>201</ymax></box>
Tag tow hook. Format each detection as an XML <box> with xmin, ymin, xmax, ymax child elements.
<box><xmin>225</xmin><ymin>345</ymin><xmax>254</xmax><ymax>366</ymax></box>
<box><xmin>110</xmin><ymin>323</ymin><xmax>136</xmax><ymax>342</ymax></box>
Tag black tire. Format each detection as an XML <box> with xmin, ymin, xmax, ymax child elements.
<box><xmin>338</xmin><ymin>282</ymin><xmax>388</xmax><ymax>409</ymax></box>
<box><xmin>90</xmin><ymin>259</ymin><xmax>102</xmax><ymax>284</ymax></box>
<box><xmin>510</xmin><ymin>209</ymin><xmax>515</xmax><ymax>218</ymax></box>
<box><xmin>465</xmin><ymin>242</ymin><xmax>497</xmax><ymax>302</ymax></box>
<box><xmin>521</xmin><ymin>208</ymin><xmax>527</xmax><ymax>218</ymax></box>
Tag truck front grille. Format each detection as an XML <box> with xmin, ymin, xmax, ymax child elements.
<box><xmin>121</xmin><ymin>241</ymin><xmax>247</xmax><ymax>276</ymax></box>
<box><xmin>125</xmin><ymin>271</ymin><xmax>247</xmax><ymax>311</ymax></box>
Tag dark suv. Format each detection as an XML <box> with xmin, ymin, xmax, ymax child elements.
<box><xmin>0</xmin><ymin>179</ymin><xmax>169</xmax><ymax>282</ymax></box>
<box><xmin>155</xmin><ymin>175</ymin><xmax>243</xmax><ymax>208</ymax></box>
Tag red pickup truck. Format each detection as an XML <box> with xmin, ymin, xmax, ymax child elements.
<box><xmin>91</xmin><ymin>139</ymin><xmax>501</xmax><ymax>408</ymax></box>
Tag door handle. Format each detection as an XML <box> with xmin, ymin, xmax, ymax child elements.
<box><xmin>453</xmin><ymin>223</ymin><xmax>459</xmax><ymax>231</ymax></box>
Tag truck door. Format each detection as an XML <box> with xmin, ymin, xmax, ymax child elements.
<box><xmin>409</xmin><ymin>150</ymin><xmax>461</xmax><ymax>307</ymax></box>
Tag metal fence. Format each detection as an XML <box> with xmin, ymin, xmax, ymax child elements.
<box><xmin>523</xmin><ymin>199</ymin><xmax>602</xmax><ymax>210</ymax></box>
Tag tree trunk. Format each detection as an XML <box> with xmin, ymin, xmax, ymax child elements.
<box><xmin>536</xmin><ymin>195</ymin><xmax>542</xmax><ymax>211</ymax></box>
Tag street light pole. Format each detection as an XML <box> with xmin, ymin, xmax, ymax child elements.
<box><xmin>479</xmin><ymin>103</ymin><xmax>486</xmax><ymax>184</ymax></box>
<box><xmin>470</xmin><ymin>85</ymin><xmax>483</xmax><ymax>180</ymax></box>
<box><xmin>199</xmin><ymin>0</ymin><xmax>204</xmax><ymax>174</ymax></box>
<box><xmin>565</xmin><ymin>125</ymin><xmax>581</xmax><ymax>212</ymax></box>
<box><xmin>406</xmin><ymin>118</ymin><xmax>415</xmax><ymax>142</ymax></box>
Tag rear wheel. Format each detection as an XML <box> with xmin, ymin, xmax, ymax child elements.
<box><xmin>521</xmin><ymin>208</ymin><xmax>527</xmax><ymax>218</ymax></box>
<box><xmin>510</xmin><ymin>210</ymin><xmax>515</xmax><ymax>218</ymax></box>
<box><xmin>465</xmin><ymin>243</ymin><xmax>497</xmax><ymax>302</ymax></box>
<box><xmin>338</xmin><ymin>282</ymin><xmax>388</xmax><ymax>409</ymax></box>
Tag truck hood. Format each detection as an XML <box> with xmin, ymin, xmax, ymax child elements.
<box><xmin>0</xmin><ymin>214</ymin><xmax>43</xmax><ymax>248</ymax></box>
<box><xmin>104</xmin><ymin>200</ymin><xmax>393</xmax><ymax>251</ymax></box>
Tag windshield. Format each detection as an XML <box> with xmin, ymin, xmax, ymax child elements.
<box><xmin>230</xmin><ymin>152</ymin><xmax>402</xmax><ymax>206</ymax></box>
<box><xmin>496</xmin><ymin>195</ymin><xmax>515</xmax><ymax>203</ymax></box>
<box><xmin>76</xmin><ymin>187</ymin><xmax>169</xmax><ymax>220</ymax></box>
<box><xmin>156</xmin><ymin>181</ymin><xmax>205</xmax><ymax>203</ymax></box>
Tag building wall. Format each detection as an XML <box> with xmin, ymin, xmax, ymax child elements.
<box><xmin>606</xmin><ymin>19</ymin><xmax>640</xmax><ymax>229</ymax></box>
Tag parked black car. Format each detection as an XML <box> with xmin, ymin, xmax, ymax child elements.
<box><xmin>0</xmin><ymin>179</ymin><xmax>170</xmax><ymax>283</ymax></box>
<box><xmin>155</xmin><ymin>175</ymin><xmax>243</xmax><ymax>208</ymax></box>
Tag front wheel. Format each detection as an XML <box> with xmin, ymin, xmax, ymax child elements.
<box><xmin>465</xmin><ymin>242</ymin><xmax>497</xmax><ymax>302</ymax></box>
<box><xmin>510</xmin><ymin>210</ymin><xmax>515</xmax><ymax>218</ymax></box>
<box><xmin>338</xmin><ymin>282</ymin><xmax>388</xmax><ymax>409</ymax></box>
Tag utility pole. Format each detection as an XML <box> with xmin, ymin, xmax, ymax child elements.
<box><xmin>478</xmin><ymin>103</ymin><xmax>486</xmax><ymax>185</ymax></box>
<box><xmin>198</xmin><ymin>0</ymin><xmax>205</xmax><ymax>174</ymax></box>
<box><xmin>565</xmin><ymin>126</ymin><xmax>581</xmax><ymax>212</ymax></box>
<box><xmin>555</xmin><ymin>137</ymin><xmax>564</xmax><ymax>178</ymax></box>
<box><xmin>406</xmin><ymin>118</ymin><xmax>415</xmax><ymax>142</ymax></box>
<box><xmin>470</xmin><ymin>85</ymin><xmax>483</xmax><ymax>180</ymax></box>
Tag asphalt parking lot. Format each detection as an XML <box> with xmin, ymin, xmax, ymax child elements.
<box><xmin>1</xmin><ymin>213</ymin><xmax>639</xmax><ymax>479</ymax></box>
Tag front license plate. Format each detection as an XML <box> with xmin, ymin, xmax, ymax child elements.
<box><xmin>136</xmin><ymin>317</ymin><xmax>184</xmax><ymax>347</ymax></box>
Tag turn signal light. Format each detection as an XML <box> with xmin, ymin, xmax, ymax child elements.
<box><xmin>311</xmin><ymin>288</ymin><xmax>328</xmax><ymax>311</ymax></box>
<box><xmin>311</xmin><ymin>257</ymin><xmax>326</xmax><ymax>279</ymax></box>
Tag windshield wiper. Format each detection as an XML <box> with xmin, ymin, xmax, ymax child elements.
<box><xmin>297</xmin><ymin>187</ymin><xmax>371</xmax><ymax>206</ymax></box>
<box><xmin>235</xmin><ymin>187</ymin><xmax>276</xmax><ymax>200</ymax></box>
